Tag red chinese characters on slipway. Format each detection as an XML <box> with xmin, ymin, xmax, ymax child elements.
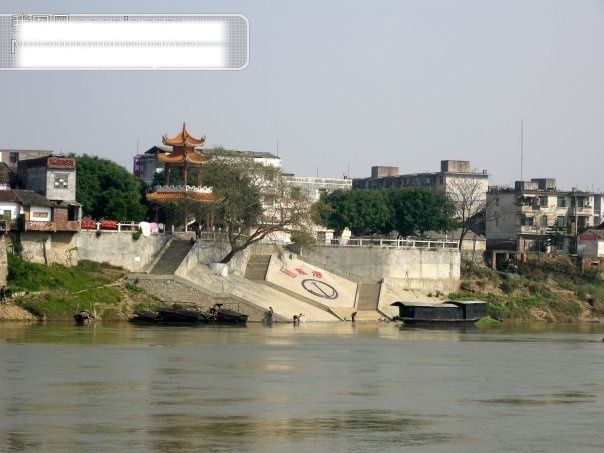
<box><xmin>280</xmin><ymin>268</ymin><xmax>323</xmax><ymax>279</ymax></box>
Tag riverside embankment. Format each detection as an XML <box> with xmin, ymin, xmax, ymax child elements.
<box><xmin>1</xmin><ymin>250</ymin><xmax>602</xmax><ymax>322</ymax></box>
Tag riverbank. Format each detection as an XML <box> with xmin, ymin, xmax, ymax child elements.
<box><xmin>1</xmin><ymin>254</ymin><xmax>602</xmax><ymax>322</ymax></box>
<box><xmin>455</xmin><ymin>255</ymin><xmax>603</xmax><ymax>322</ymax></box>
<box><xmin>2</xmin><ymin>256</ymin><xmax>161</xmax><ymax>321</ymax></box>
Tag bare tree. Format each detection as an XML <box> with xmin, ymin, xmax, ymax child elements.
<box><xmin>446</xmin><ymin>176</ymin><xmax>489</xmax><ymax>250</ymax></box>
<box><xmin>201</xmin><ymin>157</ymin><xmax>315</xmax><ymax>263</ymax></box>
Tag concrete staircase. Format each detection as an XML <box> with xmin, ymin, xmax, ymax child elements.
<box><xmin>244</xmin><ymin>255</ymin><xmax>271</xmax><ymax>281</ymax></box>
<box><xmin>354</xmin><ymin>283</ymin><xmax>382</xmax><ymax>321</ymax></box>
<box><xmin>149</xmin><ymin>239</ymin><xmax>194</xmax><ymax>275</ymax></box>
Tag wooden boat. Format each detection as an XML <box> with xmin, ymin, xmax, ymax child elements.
<box><xmin>391</xmin><ymin>300</ymin><xmax>487</xmax><ymax>325</ymax></box>
<box><xmin>74</xmin><ymin>310</ymin><xmax>95</xmax><ymax>324</ymax></box>
<box><xmin>207</xmin><ymin>303</ymin><xmax>248</xmax><ymax>324</ymax></box>
<box><xmin>128</xmin><ymin>309</ymin><xmax>159</xmax><ymax>324</ymax></box>
<box><xmin>157</xmin><ymin>305</ymin><xmax>208</xmax><ymax>324</ymax></box>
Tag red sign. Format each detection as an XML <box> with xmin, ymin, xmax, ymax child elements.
<box><xmin>579</xmin><ymin>232</ymin><xmax>597</xmax><ymax>241</ymax></box>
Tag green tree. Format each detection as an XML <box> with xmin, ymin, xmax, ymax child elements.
<box><xmin>386</xmin><ymin>187</ymin><xmax>458</xmax><ymax>237</ymax></box>
<box><xmin>312</xmin><ymin>189</ymin><xmax>391</xmax><ymax>236</ymax></box>
<box><xmin>313</xmin><ymin>187</ymin><xmax>457</xmax><ymax>238</ymax></box>
<box><xmin>75</xmin><ymin>154</ymin><xmax>147</xmax><ymax>221</ymax></box>
<box><xmin>200</xmin><ymin>157</ymin><xmax>314</xmax><ymax>264</ymax></box>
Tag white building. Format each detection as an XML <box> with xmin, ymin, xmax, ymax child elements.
<box><xmin>486</xmin><ymin>178</ymin><xmax>603</xmax><ymax>252</ymax></box>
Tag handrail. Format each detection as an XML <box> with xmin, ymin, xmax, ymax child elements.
<box><xmin>323</xmin><ymin>238</ymin><xmax>459</xmax><ymax>249</ymax></box>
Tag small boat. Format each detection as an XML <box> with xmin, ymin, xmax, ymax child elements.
<box><xmin>74</xmin><ymin>310</ymin><xmax>95</xmax><ymax>324</ymax></box>
<box><xmin>128</xmin><ymin>309</ymin><xmax>159</xmax><ymax>324</ymax></box>
<box><xmin>391</xmin><ymin>300</ymin><xmax>488</xmax><ymax>325</ymax></box>
<box><xmin>157</xmin><ymin>305</ymin><xmax>208</xmax><ymax>324</ymax></box>
<box><xmin>207</xmin><ymin>303</ymin><xmax>248</xmax><ymax>324</ymax></box>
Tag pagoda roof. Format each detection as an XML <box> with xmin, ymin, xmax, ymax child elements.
<box><xmin>146</xmin><ymin>190</ymin><xmax>222</xmax><ymax>202</ymax></box>
<box><xmin>156</xmin><ymin>151</ymin><xmax>211</xmax><ymax>164</ymax></box>
<box><xmin>162</xmin><ymin>123</ymin><xmax>206</xmax><ymax>147</ymax></box>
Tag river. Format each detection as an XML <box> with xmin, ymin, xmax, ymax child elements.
<box><xmin>1</xmin><ymin>321</ymin><xmax>603</xmax><ymax>452</ymax></box>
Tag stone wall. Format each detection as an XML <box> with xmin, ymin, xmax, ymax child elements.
<box><xmin>19</xmin><ymin>231</ymin><xmax>78</xmax><ymax>266</ymax></box>
<box><xmin>77</xmin><ymin>231</ymin><xmax>170</xmax><ymax>272</ymax></box>
<box><xmin>301</xmin><ymin>245</ymin><xmax>460</xmax><ymax>293</ymax></box>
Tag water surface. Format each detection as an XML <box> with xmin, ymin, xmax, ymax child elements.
<box><xmin>1</xmin><ymin>321</ymin><xmax>603</xmax><ymax>452</ymax></box>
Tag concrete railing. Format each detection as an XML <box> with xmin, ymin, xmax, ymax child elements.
<box><xmin>325</xmin><ymin>238</ymin><xmax>459</xmax><ymax>249</ymax></box>
<box><xmin>80</xmin><ymin>220</ymin><xmax>165</xmax><ymax>233</ymax></box>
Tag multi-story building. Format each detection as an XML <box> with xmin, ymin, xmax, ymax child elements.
<box><xmin>486</xmin><ymin>178</ymin><xmax>603</xmax><ymax>252</ymax></box>
<box><xmin>136</xmin><ymin>145</ymin><xmax>282</xmax><ymax>186</ymax></box>
<box><xmin>352</xmin><ymin>160</ymin><xmax>489</xmax><ymax>198</ymax></box>
<box><xmin>12</xmin><ymin>155</ymin><xmax>82</xmax><ymax>231</ymax></box>
<box><xmin>0</xmin><ymin>149</ymin><xmax>54</xmax><ymax>171</ymax></box>
<box><xmin>284</xmin><ymin>175</ymin><xmax>352</xmax><ymax>203</ymax></box>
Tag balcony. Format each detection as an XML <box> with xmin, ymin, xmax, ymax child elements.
<box><xmin>568</xmin><ymin>206</ymin><xmax>593</xmax><ymax>216</ymax></box>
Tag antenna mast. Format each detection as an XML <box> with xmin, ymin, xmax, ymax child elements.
<box><xmin>520</xmin><ymin>119</ymin><xmax>524</xmax><ymax>181</ymax></box>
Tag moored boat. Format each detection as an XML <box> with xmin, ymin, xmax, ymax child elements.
<box><xmin>391</xmin><ymin>300</ymin><xmax>487</xmax><ymax>325</ymax></box>
<box><xmin>128</xmin><ymin>309</ymin><xmax>160</xmax><ymax>324</ymax></box>
<box><xmin>157</xmin><ymin>305</ymin><xmax>208</xmax><ymax>324</ymax></box>
<box><xmin>207</xmin><ymin>303</ymin><xmax>248</xmax><ymax>324</ymax></box>
<box><xmin>74</xmin><ymin>310</ymin><xmax>95</xmax><ymax>324</ymax></box>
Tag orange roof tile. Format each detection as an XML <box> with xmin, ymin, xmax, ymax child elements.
<box><xmin>156</xmin><ymin>151</ymin><xmax>211</xmax><ymax>164</ymax></box>
<box><xmin>162</xmin><ymin>123</ymin><xmax>206</xmax><ymax>147</ymax></box>
<box><xmin>146</xmin><ymin>191</ymin><xmax>222</xmax><ymax>202</ymax></box>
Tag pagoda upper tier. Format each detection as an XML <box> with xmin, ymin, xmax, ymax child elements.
<box><xmin>157</xmin><ymin>123</ymin><xmax>211</xmax><ymax>164</ymax></box>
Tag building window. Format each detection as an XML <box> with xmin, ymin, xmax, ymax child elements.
<box><xmin>557</xmin><ymin>216</ymin><xmax>566</xmax><ymax>228</ymax></box>
<box><xmin>521</xmin><ymin>217</ymin><xmax>534</xmax><ymax>226</ymax></box>
<box><xmin>541</xmin><ymin>216</ymin><xmax>548</xmax><ymax>227</ymax></box>
<box><xmin>557</xmin><ymin>196</ymin><xmax>566</xmax><ymax>208</ymax></box>
<box><xmin>9</xmin><ymin>152</ymin><xmax>18</xmax><ymax>164</ymax></box>
<box><xmin>54</xmin><ymin>174</ymin><xmax>68</xmax><ymax>189</ymax></box>
<box><xmin>541</xmin><ymin>197</ymin><xmax>548</xmax><ymax>207</ymax></box>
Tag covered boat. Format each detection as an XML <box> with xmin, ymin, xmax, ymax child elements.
<box><xmin>157</xmin><ymin>305</ymin><xmax>208</xmax><ymax>324</ymax></box>
<box><xmin>128</xmin><ymin>309</ymin><xmax>160</xmax><ymax>324</ymax></box>
<box><xmin>74</xmin><ymin>310</ymin><xmax>95</xmax><ymax>324</ymax></box>
<box><xmin>391</xmin><ymin>300</ymin><xmax>487</xmax><ymax>325</ymax></box>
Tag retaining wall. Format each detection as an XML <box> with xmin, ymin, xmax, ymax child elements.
<box><xmin>301</xmin><ymin>245</ymin><xmax>460</xmax><ymax>293</ymax></box>
<box><xmin>77</xmin><ymin>231</ymin><xmax>170</xmax><ymax>272</ymax></box>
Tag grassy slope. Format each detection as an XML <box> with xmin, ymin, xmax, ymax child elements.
<box><xmin>7</xmin><ymin>254</ymin><xmax>160</xmax><ymax>320</ymax></box>
<box><xmin>453</xmin><ymin>255</ymin><xmax>604</xmax><ymax>322</ymax></box>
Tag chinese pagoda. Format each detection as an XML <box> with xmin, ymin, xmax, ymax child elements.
<box><xmin>146</xmin><ymin>123</ymin><xmax>220</xmax><ymax>229</ymax></box>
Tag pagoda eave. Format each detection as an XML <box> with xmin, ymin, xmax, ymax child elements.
<box><xmin>156</xmin><ymin>154</ymin><xmax>211</xmax><ymax>164</ymax></box>
<box><xmin>146</xmin><ymin>191</ymin><xmax>222</xmax><ymax>202</ymax></box>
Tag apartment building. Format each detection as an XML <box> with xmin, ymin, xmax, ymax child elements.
<box><xmin>486</xmin><ymin>178</ymin><xmax>603</xmax><ymax>252</ymax></box>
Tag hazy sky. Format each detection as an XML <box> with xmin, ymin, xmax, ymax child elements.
<box><xmin>1</xmin><ymin>0</ymin><xmax>603</xmax><ymax>191</ymax></box>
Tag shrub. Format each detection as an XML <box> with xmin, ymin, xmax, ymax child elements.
<box><xmin>500</xmin><ymin>279</ymin><xmax>518</xmax><ymax>294</ymax></box>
